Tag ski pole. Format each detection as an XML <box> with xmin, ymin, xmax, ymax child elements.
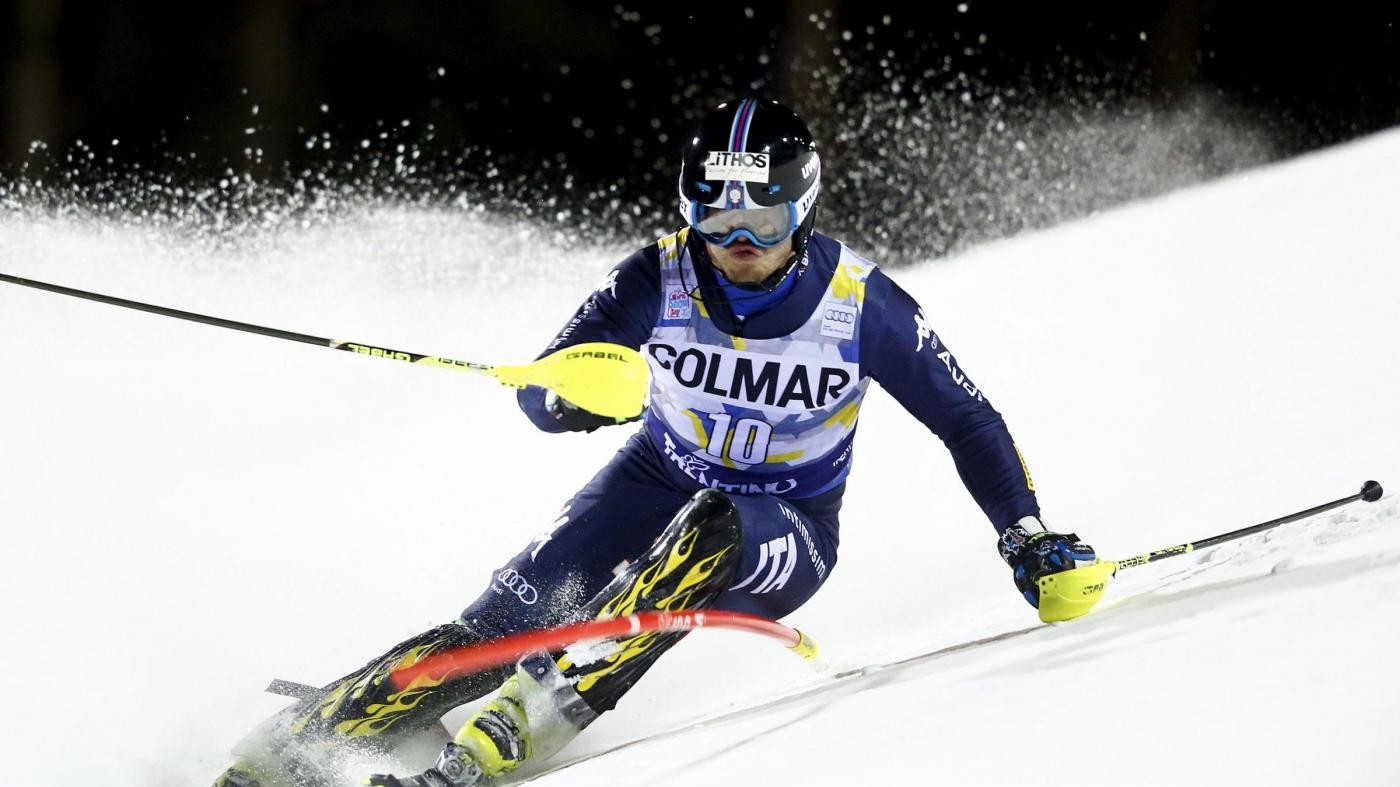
<box><xmin>1037</xmin><ymin>479</ymin><xmax>1385</xmax><ymax>623</ymax></box>
<box><xmin>0</xmin><ymin>271</ymin><xmax>648</xmax><ymax>418</ymax></box>
<box><xmin>1111</xmin><ymin>479</ymin><xmax>1384</xmax><ymax>571</ymax></box>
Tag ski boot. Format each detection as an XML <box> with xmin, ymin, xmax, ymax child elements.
<box><xmin>368</xmin><ymin>653</ymin><xmax>595</xmax><ymax>786</ymax></box>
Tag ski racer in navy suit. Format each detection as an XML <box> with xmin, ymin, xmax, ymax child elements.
<box><xmin>212</xmin><ymin>98</ymin><xmax>1098</xmax><ymax>787</ymax></box>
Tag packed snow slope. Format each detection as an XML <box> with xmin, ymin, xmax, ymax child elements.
<box><xmin>2</xmin><ymin>127</ymin><xmax>1399</xmax><ymax>787</ymax></box>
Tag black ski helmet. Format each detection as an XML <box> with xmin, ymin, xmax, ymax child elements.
<box><xmin>678</xmin><ymin>99</ymin><xmax>821</xmax><ymax>260</ymax></box>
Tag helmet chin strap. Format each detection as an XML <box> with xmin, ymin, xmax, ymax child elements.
<box><xmin>751</xmin><ymin>247</ymin><xmax>806</xmax><ymax>291</ymax></box>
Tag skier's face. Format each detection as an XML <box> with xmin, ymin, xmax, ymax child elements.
<box><xmin>704</xmin><ymin>234</ymin><xmax>793</xmax><ymax>284</ymax></box>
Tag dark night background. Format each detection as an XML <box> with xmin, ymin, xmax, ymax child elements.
<box><xmin>2</xmin><ymin>1</ymin><xmax>1397</xmax><ymax>262</ymax></box>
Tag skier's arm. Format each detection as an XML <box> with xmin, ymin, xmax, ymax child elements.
<box><xmin>861</xmin><ymin>272</ymin><xmax>1099</xmax><ymax>610</ymax></box>
<box><xmin>860</xmin><ymin>271</ymin><xmax>1040</xmax><ymax>532</ymax></box>
<box><xmin>517</xmin><ymin>246</ymin><xmax>661</xmax><ymax>432</ymax></box>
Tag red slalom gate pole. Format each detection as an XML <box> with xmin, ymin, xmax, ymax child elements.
<box><xmin>390</xmin><ymin>610</ymin><xmax>819</xmax><ymax>690</ymax></box>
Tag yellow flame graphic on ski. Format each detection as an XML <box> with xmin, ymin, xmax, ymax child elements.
<box><xmin>575</xmin><ymin>529</ymin><xmax>731</xmax><ymax>693</ymax></box>
<box><xmin>291</xmin><ymin>638</ymin><xmax>451</xmax><ymax>738</ymax></box>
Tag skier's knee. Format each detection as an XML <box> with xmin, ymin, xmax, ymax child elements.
<box><xmin>662</xmin><ymin>488</ymin><xmax>744</xmax><ymax>557</ymax></box>
<box><xmin>587</xmin><ymin>489</ymin><xmax>743</xmax><ymax>621</ymax></box>
<box><xmin>562</xmin><ymin>490</ymin><xmax>746</xmax><ymax>714</ymax></box>
<box><xmin>641</xmin><ymin>488</ymin><xmax>744</xmax><ymax>593</ymax></box>
<box><xmin>633</xmin><ymin>489</ymin><xmax>744</xmax><ymax>582</ymax></box>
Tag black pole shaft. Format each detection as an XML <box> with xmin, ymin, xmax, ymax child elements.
<box><xmin>1116</xmin><ymin>480</ymin><xmax>1384</xmax><ymax>570</ymax></box>
<box><xmin>1</xmin><ymin>271</ymin><xmax>334</xmax><ymax>347</ymax></box>
<box><xmin>3</xmin><ymin>270</ymin><xmax>495</xmax><ymax>374</ymax></box>
<box><xmin>1190</xmin><ymin>493</ymin><xmax>1361</xmax><ymax>551</ymax></box>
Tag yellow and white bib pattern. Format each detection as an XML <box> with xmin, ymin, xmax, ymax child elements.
<box><xmin>641</xmin><ymin>230</ymin><xmax>877</xmax><ymax>498</ymax></box>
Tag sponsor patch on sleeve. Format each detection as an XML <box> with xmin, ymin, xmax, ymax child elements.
<box><xmin>914</xmin><ymin>308</ymin><xmax>937</xmax><ymax>352</ymax></box>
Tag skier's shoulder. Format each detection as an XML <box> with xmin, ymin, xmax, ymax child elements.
<box><xmin>605</xmin><ymin>227</ymin><xmax>698</xmax><ymax>286</ymax></box>
<box><xmin>806</xmin><ymin>231</ymin><xmax>886</xmax><ymax>301</ymax></box>
<box><xmin>805</xmin><ymin>231</ymin><xmax>846</xmax><ymax>274</ymax></box>
<box><xmin>598</xmin><ymin>235</ymin><xmax>676</xmax><ymax>300</ymax></box>
<box><xmin>808</xmin><ymin>238</ymin><xmax>919</xmax><ymax>361</ymax></box>
<box><xmin>652</xmin><ymin>227</ymin><xmax>692</xmax><ymax>265</ymax></box>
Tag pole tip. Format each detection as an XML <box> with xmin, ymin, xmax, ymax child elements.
<box><xmin>1361</xmin><ymin>480</ymin><xmax>1383</xmax><ymax>502</ymax></box>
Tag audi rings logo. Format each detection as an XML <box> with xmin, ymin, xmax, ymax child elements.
<box><xmin>820</xmin><ymin>302</ymin><xmax>858</xmax><ymax>340</ymax></box>
<box><xmin>495</xmin><ymin>569</ymin><xmax>539</xmax><ymax>605</ymax></box>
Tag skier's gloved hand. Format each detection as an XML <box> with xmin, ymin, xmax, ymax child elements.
<box><xmin>545</xmin><ymin>390</ymin><xmax>641</xmax><ymax>433</ymax></box>
<box><xmin>998</xmin><ymin>516</ymin><xmax>1097</xmax><ymax>608</ymax></box>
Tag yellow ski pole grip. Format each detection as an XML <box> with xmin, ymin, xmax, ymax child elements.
<box><xmin>1036</xmin><ymin>560</ymin><xmax>1118</xmax><ymax>623</ymax></box>
<box><xmin>493</xmin><ymin>342</ymin><xmax>649</xmax><ymax>420</ymax></box>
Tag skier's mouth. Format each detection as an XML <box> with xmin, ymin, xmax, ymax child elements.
<box><xmin>724</xmin><ymin>242</ymin><xmax>762</xmax><ymax>262</ymax></box>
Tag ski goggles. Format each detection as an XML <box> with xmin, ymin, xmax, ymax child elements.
<box><xmin>691</xmin><ymin>203</ymin><xmax>798</xmax><ymax>248</ymax></box>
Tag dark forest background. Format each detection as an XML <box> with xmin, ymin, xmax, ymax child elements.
<box><xmin>2</xmin><ymin>1</ymin><xmax>1397</xmax><ymax>261</ymax></box>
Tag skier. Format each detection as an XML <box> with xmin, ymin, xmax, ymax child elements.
<box><xmin>214</xmin><ymin>98</ymin><xmax>1097</xmax><ymax>787</ymax></box>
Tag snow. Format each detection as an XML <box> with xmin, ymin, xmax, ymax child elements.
<box><xmin>2</xmin><ymin>128</ymin><xmax>1399</xmax><ymax>787</ymax></box>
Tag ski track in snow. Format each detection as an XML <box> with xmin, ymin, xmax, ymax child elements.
<box><xmin>2</xmin><ymin>129</ymin><xmax>1399</xmax><ymax>786</ymax></box>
